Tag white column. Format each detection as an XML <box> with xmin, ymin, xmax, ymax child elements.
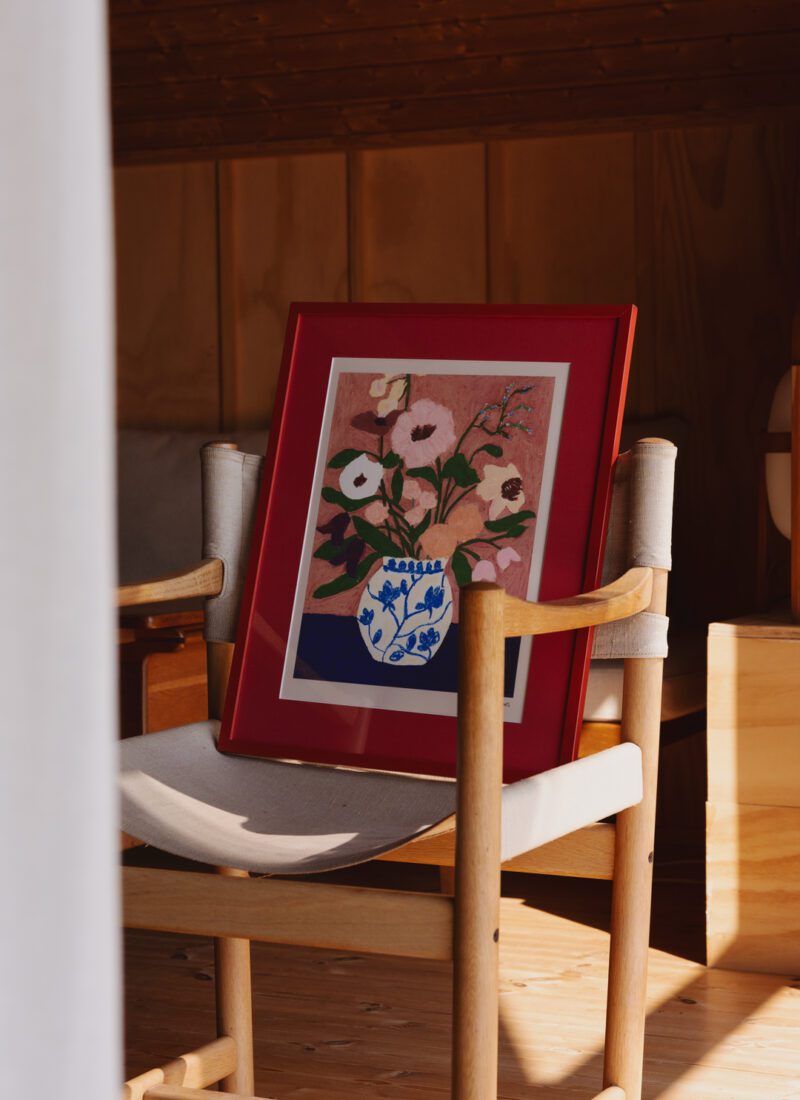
<box><xmin>0</xmin><ymin>5</ymin><xmax>119</xmax><ymax>1097</ymax></box>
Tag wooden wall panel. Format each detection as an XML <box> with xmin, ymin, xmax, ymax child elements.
<box><xmin>488</xmin><ymin>133</ymin><xmax>637</xmax><ymax>304</ymax></box>
<box><xmin>634</xmin><ymin>123</ymin><xmax>799</xmax><ymax>623</ymax></box>
<box><xmin>350</xmin><ymin>145</ymin><xmax>486</xmax><ymax>303</ymax></box>
<box><xmin>218</xmin><ymin>153</ymin><xmax>348</xmax><ymax>428</ymax></box>
<box><xmin>115</xmin><ymin>163</ymin><xmax>220</xmax><ymax>428</ymax></box>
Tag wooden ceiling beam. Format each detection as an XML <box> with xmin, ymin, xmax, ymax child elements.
<box><xmin>109</xmin><ymin>0</ymin><xmax>800</xmax><ymax>163</ymax></box>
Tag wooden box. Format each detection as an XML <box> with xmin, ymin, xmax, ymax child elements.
<box><xmin>707</xmin><ymin>615</ymin><xmax>800</xmax><ymax>974</ymax></box>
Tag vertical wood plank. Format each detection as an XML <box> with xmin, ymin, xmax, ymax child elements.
<box><xmin>350</xmin><ymin>145</ymin><xmax>486</xmax><ymax>303</ymax></box>
<box><xmin>218</xmin><ymin>153</ymin><xmax>348</xmax><ymax>428</ymax></box>
<box><xmin>488</xmin><ymin>133</ymin><xmax>637</xmax><ymax>305</ymax></box>
<box><xmin>634</xmin><ymin>123</ymin><xmax>800</xmax><ymax>623</ymax></box>
<box><xmin>115</xmin><ymin>163</ymin><xmax>220</xmax><ymax>428</ymax></box>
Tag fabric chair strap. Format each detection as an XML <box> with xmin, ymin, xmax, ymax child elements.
<box><xmin>201</xmin><ymin>445</ymin><xmax>264</xmax><ymax>644</ymax></box>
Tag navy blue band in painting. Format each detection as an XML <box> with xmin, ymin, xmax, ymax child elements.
<box><xmin>295</xmin><ymin>612</ymin><xmax>521</xmax><ymax>698</ymax></box>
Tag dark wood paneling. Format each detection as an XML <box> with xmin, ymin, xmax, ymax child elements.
<box><xmin>633</xmin><ymin>122</ymin><xmax>800</xmax><ymax>624</ymax></box>
<box><xmin>115</xmin><ymin>163</ymin><xmax>220</xmax><ymax>427</ymax></box>
<box><xmin>351</xmin><ymin>145</ymin><xmax>486</xmax><ymax>303</ymax></box>
<box><xmin>488</xmin><ymin>133</ymin><xmax>636</xmax><ymax>304</ymax></box>
<box><xmin>218</xmin><ymin>153</ymin><xmax>349</xmax><ymax>428</ymax></box>
<box><xmin>109</xmin><ymin>0</ymin><xmax>800</xmax><ymax>164</ymax></box>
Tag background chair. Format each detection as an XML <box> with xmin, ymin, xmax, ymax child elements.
<box><xmin>120</xmin><ymin>437</ymin><xmax>676</xmax><ymax>1100</ymax></box>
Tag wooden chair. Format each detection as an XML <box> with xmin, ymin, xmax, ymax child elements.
<box><xmin>120</xmin><ymin>437</ymin><xmax>676</xmax><ymax>1100</ymax></box>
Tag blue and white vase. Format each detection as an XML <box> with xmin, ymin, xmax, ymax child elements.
<box><xmin>356</xmin><ymin>557</ymin><xmax>453</xmax><ymax>666</ymax></box>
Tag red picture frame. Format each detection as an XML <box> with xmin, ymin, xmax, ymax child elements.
<box><xmin>219</xmin><ymin>303</ymin><xmax>635</xmax><ymax>782</ymax></box>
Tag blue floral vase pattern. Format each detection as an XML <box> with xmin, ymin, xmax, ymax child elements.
<box><xmin>356</xmin><ymin>557</ymin><xmax>453</xmax><ymax>666</ymax></box>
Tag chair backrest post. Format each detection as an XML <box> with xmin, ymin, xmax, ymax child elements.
<box><xmin>604</xmin><ymin>436</ymin><xmax>673</xmax><ymax>1099</ymax></box>
<box><xmin>452</xmin><ymin>581</ymin><xmax>505</xmax><ymax>1100</ymax></box>
<box><xmin>202</xmin><ymin>441</ymin><xmax>240</xmax><ymax>723</ymax></box>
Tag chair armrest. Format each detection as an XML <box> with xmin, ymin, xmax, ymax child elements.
<box><xmin>117</xmin><ymin>558</ymin><xmax>224</xmax><ymax>609</ymax></box>
<box><xmin>503</xmin><ymin>566</ymin><xmax>654</xmax><ymax>638</ymax></box>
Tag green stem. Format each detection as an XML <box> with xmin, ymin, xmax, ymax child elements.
<box><xmin>441</xmin><ymin>484</ymin><xmax>476</xmax><ymax>522</ymax></box>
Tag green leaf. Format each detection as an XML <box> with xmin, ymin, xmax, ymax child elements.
<box><xmin>484</xmin><ymin>510</ymin><xmax>536</xmax><ymax>533</ymax></box>
<box><xmin>441</xmin><ymin>453</ymin><xmax>479</xmax><ymax>488</ymax></box>
<box><xmin>381</xmin><ymin>451</ymin><xmax>401</xmax><ymax>468</ymax></box>
<box><xmin>391</xmin><ymin>467</ymin><xmax>403</xmax><ymax>504</ymax></box>
<box><xmin>352</xmin><ymin>516</ymin><xmax>404</xmax><ymax>557</ymax></box>
<box><xmin>476</xmin><ymin>443</ymin><xmax>503</xmax><ymax>458</ymax></box>
<box><xmin>327</xmin><ymin>448</ymin><xmax>365</xmax><ymax>469</ymax></box>
<box><xmin>406</xmin><ymin>466</ymin><xmax>439</xmax><ymax>488</ymax></box>
<box><xmin>451</xmin><ymin>550</ymin><xmax>473</xmax><ymax>587</ymax></box>
<box><xmin>311</xmin><ymin>553</ymin><xmax>378</xmax><ymax>599</ymax></box>
<box><xmin>313</xmin><ymin>537</ymin><xmax>354</xmax><ymax>561</ymax></box>
<box><xmin>321</xmin><ymin>486</ymin><xmax>378</xmax><ymax>512</ymax></box>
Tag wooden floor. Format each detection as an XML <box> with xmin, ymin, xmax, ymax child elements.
<box><xmin>125</xmin><ymin>863</ymin><xmax>800</xmax><ymax>1099</ymax></box>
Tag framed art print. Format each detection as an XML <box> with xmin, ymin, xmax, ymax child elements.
<box><xmin>219</xmin><ymin>304</ymin><xmax>635</xmax><ymax>782</ymax></box>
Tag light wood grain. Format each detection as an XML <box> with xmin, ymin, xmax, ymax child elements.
<box><xmin>380</xmin><ymin>821</ymin><xmax>615</xmax><ymax>880</ymax></box>
<box><xmin>706</xmin><ymin>800</ymin><xmax>800</xmax><ymax>974</ymax></box>
<box><xmin>123</xmin><ymin>866</ymin><xmax>454</xmax><ymax>961</ymax></box>
<box><xmin>707</xmin><ymin>631</ymin><xmax>800</xmax><ymax>808</ymax></box>
<box><xmin>115</xmin><ymin>163</ymin><xmax>220</xmax><ymax>428</ymax></box>
<box><xmin>504</xmin><ymin>568</ymin><xmax>652</xmax><ymax>637</ymax></box>
<box><xmin>218</xmin><ymin>153</ymin><xmax>348</xmax><ymax>428</ymax></box>
<box><xmin>146</xmin><ymin>1088</ymin><xmax>269</xmax><ymax>1100</ymax></box>
<box><xmin>118</xmin><ymin>559</ymin><xmax>224</xmax><ymax>608</ymax></box>
<box><xmin>215</xmin><ymin>868</ymin><xmax>254</xmax><ymax>1095</ymax></box>
<box><xmin>124</xmin><ymin>1037</ymin><xmax>236</xmax><ymax>1100</ymax></box>
<box><xmin>350</xmin><ymin>144</ymin><xmax>486</xmax><ymax>303</ymax></box>
<box><xmin>453</xmin><ymin>584</ymin><xmax>506</xmax><ymax>1100</ymax></box>
<box><xmin>604</xmin><ymin>569</ymin><xmax>668</xmax><ymax>1100</ymax></box>
<box><xmin>125</xmin><ymin>880</ymin><xmax>800</xmax><ymax>1100</ymax></box>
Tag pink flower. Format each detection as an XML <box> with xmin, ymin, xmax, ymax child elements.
<box><xmin>405</xmin><ymin>504</ymin><xmax>427</xmax><ymax>525</ymax></box>
<box><xmin>391</xmin><ymin>399</ymin><xmax>456</xmax><ymax>467</ymax></box>
<box><xmin>402</xmin><ymin>480</ymin><xmax>437</xmax><ymax>512</ymax></box>
<box><xmin>472</xmin><ymin>559</ymin><xmax>497</xmax><ymax>583</ymax></box>
<box><xmin>364</xmin><ymin>500</ymin><xmax>389</xmax><ymax>526</ymax></box>
<box><xmin>496</xmin><ymin>546</ymin><xmax>522</xmax><ymax>571</ymax></box>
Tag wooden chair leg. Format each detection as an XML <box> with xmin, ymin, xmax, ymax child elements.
<box><xmin>215</xmin><ymin>868</ymin><xmax>255</xmax><ymax>1095</ymax></box>
<box><xmin>452</xmin><ymin>584</ymin><xmax>505</xmax><ymax>1100</ymax></box>
<box><xmin>603</xmin><ymin>569</ymin><xmax>667</xmax><ymax>1100</ymax></box>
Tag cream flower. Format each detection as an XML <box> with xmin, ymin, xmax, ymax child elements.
<box><xmin>391</xmin><ymin>399</ymin><xmax>456</xmax><ymax>467</ymax></box>
<box><xmin>476</xmin><ymin>462</ymin><xmax>525</xmax><ymax>521</ymax></box>
<box><xmin>369</xmin><ymin>373</ymin><xmax>407</xmax><ymax>417</ymax></box>
<box><xmin>339</xmin><ymin>453</ymin><xmax>383</xmax><ymax>500</ymax></box>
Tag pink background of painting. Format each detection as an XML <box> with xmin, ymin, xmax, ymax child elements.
<box><xmin>304</xmin><ymin>370</ymin><xmax>556</xmax><ymax>618</ymax></box>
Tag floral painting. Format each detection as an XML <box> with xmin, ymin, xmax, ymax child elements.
<box><xmin>281</xmin><ymin>357</ymin><xmax>567</xmax><ymax>721</ymax></box>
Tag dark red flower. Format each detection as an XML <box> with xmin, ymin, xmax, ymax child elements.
<box><xmin>350</xmin><ymin>409</ymin><xmax>401</xmax><ymax>437</ymax></box>
<box><xmin>317</xmin><ymin>512</ymin><xmax>349</xmax><ymax>544</ymax></box>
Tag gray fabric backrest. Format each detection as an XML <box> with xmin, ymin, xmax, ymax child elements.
<box><xmin>201</xmin><ymin>444</ymin><xmax>265</xmax><ymax>643</ymax></box>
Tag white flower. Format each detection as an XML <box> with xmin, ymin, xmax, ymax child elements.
<box><xmin>339</xmin><ymin>453</ymin><xmax>384</xmax><ymax>500</ymax></box>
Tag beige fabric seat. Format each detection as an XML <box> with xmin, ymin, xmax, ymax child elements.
<box><xmin>120</xmin><ymin>721</ymin><xmax>643</xmax><ymax>874</ymax></box>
